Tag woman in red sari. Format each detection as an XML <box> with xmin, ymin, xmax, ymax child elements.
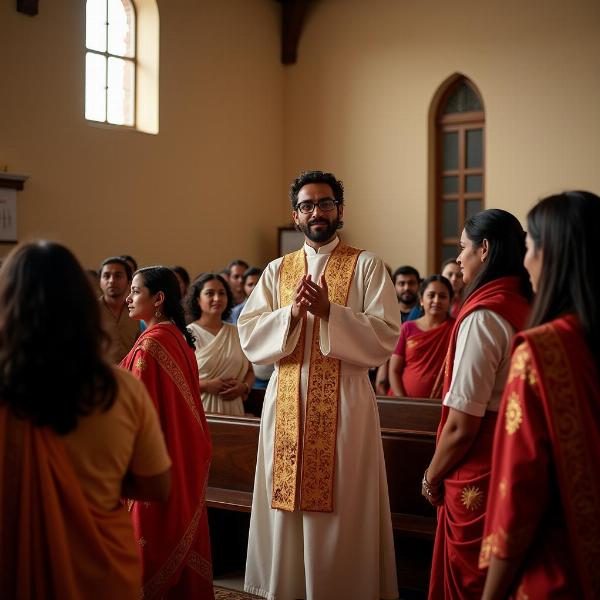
<box><xmin>480</xmin><ymin>192</ymin><xmax>600</xmax><ymax>599</ymax></box>
<box><xmin>422</xmin><ymin>209</ymin><xmax>532</xmax><ymax>599</ymax></box>
<box><xmin>122</xmin><ymin>267</ymin><xmax>214</xmax><ymax>599</ymax></box>
<box><xmin>389</xmin><ymin>275</ymin><xmax>455</xmax><ymax>398</ymax></box>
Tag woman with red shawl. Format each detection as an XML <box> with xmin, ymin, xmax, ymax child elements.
<box><xmin>122</xmin><ymin>267</ymin><xmax>214</xmax><ymax>599</ymax></box>
<box><xmin>389</xmin><ymin>275</ymin><xmax>455</xmax><ymax>398</ymax></box>
<box><xmin>422</xmin><ymin>209</ymin><xmax>532</xmax><ymax>599</ymax></box>
<box><xmin>480</xmin><ymin>192</ymin><xmax>600</xmax><ymax>599</ymax></box>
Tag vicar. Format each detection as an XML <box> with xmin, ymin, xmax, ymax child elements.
<box><xmin>238</xmin><ymin>170</ymin><xmax>400</xmax><ymax>600</ymax></box>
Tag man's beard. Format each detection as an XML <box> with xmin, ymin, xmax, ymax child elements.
<box><xmin>398</xmin><ymin>291</ymin><xmax>417</xmax><ymax>305</ymax></box>
<box><xmin>298</xmin><ymin>216</ymin><xmax>341</xmax><ymax>243</ymax></box>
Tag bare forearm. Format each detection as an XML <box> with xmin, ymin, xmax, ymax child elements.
<box><xmin>375</xmin><ymin>362</ymin><xmax>390</xmax><ymax>395</ymax></box>
<box><xmin>482</xmin><ymin>556</ymin><xmax>522</xmax><ymax>600</ymax></box>
<box><xmin>244</xmin><ymin>371</ymin><xmax>255</xmax><ymax>389</ymax></box>
<box><xmin>199</xmin><ymin>378</ymin><xmax>216</xmax><ymax>393</ymax></box>
<box><xmin>122</xmin><ymin>469</ymin><xmax>171</xmax><ymax>502</ymax></box>
<box><xmin>389</xmin><ymin>368</ymin><xmax>405</xmax><ymax>397</ymax></box>
<box><xmin>428</xmin><ymin>420</ymin><xmax>479</xmax><ymax>482</ymax></box>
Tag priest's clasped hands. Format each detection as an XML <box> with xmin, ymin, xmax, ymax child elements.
<box><xmin>291</xmin><ymin>274</ymin><xmax>331</xmax><ymax>322</ymax></box>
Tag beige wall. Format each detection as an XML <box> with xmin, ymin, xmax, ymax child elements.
<box><xmin>284</xmin><ymin>0</ymin><xmax>600</xmax><ymax>273</ymax></box>
<box><xmin>0</xmin><ymin>0</ymin><xmax>284</xmax><ymax>274</ymax></box>
<box><xmin>2</xmin><ymin>0</ymin><xmax>600</xmax><ymax>276</ymax></box>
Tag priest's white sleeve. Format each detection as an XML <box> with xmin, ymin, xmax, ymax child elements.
<box><xmin>319</xmin><ymin>253</ymin><xmax>400</xmax><ymax>368</ymax></box>
<box><xmin>237</xmin><ymin>259</ymin><xmax>302</xmax><ymax>365</ymax></box>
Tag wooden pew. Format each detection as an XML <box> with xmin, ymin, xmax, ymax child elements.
<box><xmin>206</xmin><ymin>396</ymin><xmax>440</xmax><ymax>593</ymax></box>
<box><xmin>206</xmin><ymin>396</ymin><xmax>441</xmax><ymax>538</ymax></box>
<box><xmin>206</xmin><ymin>414</ymin><xmax>259</xmax><ymax>512</ymax></box>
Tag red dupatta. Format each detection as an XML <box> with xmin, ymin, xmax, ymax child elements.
<box><xmin>121</xmin><ymin>323</ymin><xmax>213</xmax><ymax>599</ymax></box>
<box><xmin>429</xmin><ymin>277</ymin><xmax>530</xmax><ymax>600</ymax></box>
<box><xmin>0</xmin><ymin>408</ymin><xmax>140</xmax><ymax>599</ymax></box>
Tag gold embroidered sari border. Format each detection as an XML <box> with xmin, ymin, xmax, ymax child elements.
<box><xmin>528</xmin><ymin>325</ymin><xmax>600</xmax><ymax>597</ymax></box>
<box><xmin>140</xmin><ymin>337</ymin><xmax>203</xmax><ymax>425</ymax></box>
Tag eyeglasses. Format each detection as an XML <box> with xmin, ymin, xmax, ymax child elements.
<box><xmin>295</xmin><ymin>199</ymin><xmax>339</xmax><ymax>214</ymax></box>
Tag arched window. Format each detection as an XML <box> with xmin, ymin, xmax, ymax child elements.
<box><xmin>434</xmin><ymin>76</ymin><xmax>485</xmax><ymax>266</ymax></box>
<box><xmin>85</xmin><ymin>0</ymin><xmax>136</xmax><ymax>126</ymax></box>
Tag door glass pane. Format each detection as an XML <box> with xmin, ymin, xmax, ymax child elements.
<box><xmin>107</xmin><ymin>57</ymin><xmax>134</xmax><ymax>125</ymax></box>
<box><xmin>442</xmin><ymin>200</ymin><xmax>458</xmax><ymax>239</ymax></box>
<box><xmin>466</xmin><ymin>129</ymin><xmax>483</xmax><ymax>168</ymax></box>
<box><xmin>442</xmin><ymin>176</ymin><xmax>459</xmax><ymax>195</ymax></box>
<box><xmin>443</xmin><ymin>132</ymin><xmax>458</xmax><ymax>170</ymax></box>
<box><xmin>85</xmin><ymin>52</ymin><xmax>106</xmax><ymax>122</ymax></box>
<box><xmin>441</xmin><ymin>244</ymin><xmax>458</xmax><ymax>264</ymax></box>
<box><xmin>466</xmin><ymin>199</ymin><xmax>482</xmax><ymax>221</ymax></box>
<box><xmin>86</xmin><ymin>0</ymin><xmax>106</xmax><ymax>52</ymax></box>
<box><xmin>465</xmin><ymin>175</ymin><xmax>482</xmax><ymax>193</ymax></box>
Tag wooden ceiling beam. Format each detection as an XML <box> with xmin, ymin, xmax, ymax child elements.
<box><xmin>17</xmin><ymin>0</ymin><xmax>39</xmax><ymax>16</ymax></box>
<box><xmin>280</xmin><ymin>0</ymin><xmax>310</xmax><ymax>65</ymax></box>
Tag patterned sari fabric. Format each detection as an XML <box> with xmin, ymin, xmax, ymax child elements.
<box><xmin>480</xmin><ymin>315</ymin><xmax>600</xmax><ymax>599</ymax></box>
<box><xmin>429</xmin><ymin>277</ymin><xmax>530</xmax><ymax>599</ymax></box>
<box><xmin>121</xmin><ymin>323</ymin><xmax>214</xmax><ymax>599</ymax></box>
<box><xmin>0</xmin><ymin>408</ymin><xmax>141</xmax><ymax>599</ymax></box>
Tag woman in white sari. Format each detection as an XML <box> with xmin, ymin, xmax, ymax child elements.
<box><xmin>186</xmin><ymin>273</ymin><xmax>254</xmax><ymax>415</ymax></box>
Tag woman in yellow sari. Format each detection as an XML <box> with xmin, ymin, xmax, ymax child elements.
<box><xmin>0</xmin><ymin>241</ymin><xmax>171</xmax><ymax>599</ymax></box>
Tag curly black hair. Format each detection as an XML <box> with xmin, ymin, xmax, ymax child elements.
<box><xmin>184</xmin><ymin>273</ymin><xmax>234</xmax><ymax>323</ymax></box>
<box><xmin>288</xmin><ymin>170</ymin><xmax>345</xmax><ymax>209</ymax></box>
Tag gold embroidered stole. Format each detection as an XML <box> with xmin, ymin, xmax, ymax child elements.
<box><xmin>273</xmin><ymin>243</ymin><xmax>362</xmax><ymax>512</ymax></box>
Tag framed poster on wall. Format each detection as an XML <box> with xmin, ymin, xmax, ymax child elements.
<box><xmin>278</xmin><ymin>226</ymin><xmax>304</xmax><ymax>256</ymax></box>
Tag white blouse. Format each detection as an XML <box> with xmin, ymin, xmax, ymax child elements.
<box><xmin>443</xmin><ymin>309</ymin><xmax>515</xmax><ymax>417</ymax></box>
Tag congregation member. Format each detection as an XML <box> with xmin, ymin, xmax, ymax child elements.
<box><xmin>121</xmin><ymin>253</ymin><xmax>138</xmax><ymax>274</ymax></box>
<box><xmin>238</xmin><ymin>170</ymin><xmax>400</xmax><ymax>600</ymax></box>
<box><xmin>122</xmin><ymin>267</ymin><xmax>213</xmax><ymax>599</ymax></box>
<box><xmin>87</xmin><ymin>267</ymin><xmax>101</xmax><ymax>295</ymax></box>
<box><xmin>229</xmin><ymin>266</ymin><xmax>262</xmax><ymax>323</ymax></box>
<box><xmin>375</xmin><ymin>264</ymin><xmax>421</xmax><ymax>393</ymax></box>
<box><xmin>441</xmin><ymin>258</ymin><xmax>464</xmax><ymax>317</ymax></box>
<box><xmin>0</xmin><ymin>242</ymin><xmax>171</xmax><ymax>598</ymax></box>
<box><xmin>218</xmin><ymin>267</ymin><xmax>230</xmax><ymax>282</ymax></box>
<box><xmin>227</xmin><ymin>258</ymin><xmax>249</xmax><ymax>306</ymax></box>
<box><xmin>389</xmin><ymin>275</ymin><xmax>455</xmax><ymax>398</ymax></box>
<box><xmin>171</xmin><ymin>265</ymin><xmax>191</xmax><ymax>298</ymax></box>
<box><xmin>228</xmin><ymin>267</ymin><xmax>276</xmax><ymax>388</ymax></box>
<box><xmin>99</xmin><ymin>256</ymin><xmax>140</xmax><ymax>362</ymax></box>
<box><xmin>186</xmin><ymin>273</ymin><xmax>254</xmax><ymax>416</ymax></box>
<box><xmin>480</xmin><ymin>192</ymin><xmax>600</xmax><ymax>600</ymax></box>
<box><xmin>421</xmin><ymin>209</ymin><xmax>532</xmax><ymax>599</ymax></box>
<box><xmin>394</xmin><ymin>265</ymin><xmax>421</xmax><ymax>322</ymax></box>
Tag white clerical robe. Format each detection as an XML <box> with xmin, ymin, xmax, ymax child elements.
<box><xmin>238</xmin><ymin>237</ymin><xmax>400</xmax><ymax>600</ymax></box>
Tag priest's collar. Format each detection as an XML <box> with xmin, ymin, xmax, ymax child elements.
<box><xmin>303</xmin><ymin>237</ymin><xmax>340</xmax><ymax>256</ymax></box>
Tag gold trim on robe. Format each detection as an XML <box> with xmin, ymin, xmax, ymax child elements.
<box><xmin>272</xmin><ymin>243</ymin><xmax>362</xmax><ymax>512</ymax></box>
